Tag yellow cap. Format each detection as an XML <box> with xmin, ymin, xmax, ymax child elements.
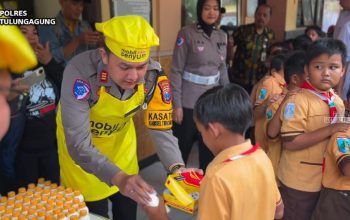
<box><xmin>0</xmin><ymin>4</ymin><xmax>37</xmax><ymax>73</ymax></box>
<box><xmin>95</xmin><ymin>15</ymin><xmax>159</xmax><ymax>62</ymax></box>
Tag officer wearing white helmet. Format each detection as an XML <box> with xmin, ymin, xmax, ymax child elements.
<box><xmin>56</xmin><ymin>15</ymin><xmax>195</xmax><ymax>219</ymax></box>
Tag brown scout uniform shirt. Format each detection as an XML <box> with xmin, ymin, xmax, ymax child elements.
<box><xmin>322</xmin><ymin>129</ymin><xmax>350</xmax><ymax>190</ymax></box>
<box><xmin>279</xmin><ymin>89</ymin><xmax>344</xmax><ymax>192</ymax></box>
<box><xmin>198</xmin><ymin>140</ymin><xmax>281</xmax><ymax>220</ymax></box>
<box><xmin>265</xmin><ymin>96</ymin><xmax>284</xmax><ymax>179</ymax></box>
<box><xmin>254</xmin><ymin>73</ymin><xmax>286</xmax><ymax>151</ymax></box>
<box><xmin>170</xmin><ymin>24</ymin><xmax>229</xmax><ymax>109</ymax></box>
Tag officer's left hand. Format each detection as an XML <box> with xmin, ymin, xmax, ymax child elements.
<box><xmin>173</xmin><ymin>167</ymin><xmax>204</xmax><ymax>176</ymax></box>
<box><xmin>112</xmin><ymin>171</ymin><xmax>155</xmax><ymax>205</ymax></box>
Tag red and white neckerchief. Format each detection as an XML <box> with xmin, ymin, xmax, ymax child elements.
<box><xmin>301</xmin><ymin>80</ymin><xmax>337</xmax><ymax>124</ymax></box>
<box><xmin>223</xmin><ymin>144</ymin><xmax>260</xmax><ymax>163</ymax></box>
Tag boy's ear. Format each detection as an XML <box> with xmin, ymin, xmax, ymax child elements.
<box><xmin>290</xmin><ymin>74</ymin><xmax>298</xmax><ymax>85</ymax></box>
<box><xmin>208</xmin><ymin>122</ymin><xmax>220</xmax><ymax>138</ymax></box>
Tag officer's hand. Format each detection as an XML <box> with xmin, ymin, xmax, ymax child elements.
<box><xmin>173</xmin><ymin>107</ymin><xmax>183</xmax><ymax>125</ymax></box>
<box><xmin>173</xmin><ymin>167</ymin><xmax>204</xmax><ymax>176</ymax></box>
<box><xmin>142</xmin><ymin>197</ymin><xmax>170</xmax><ymax>220</ymax></box>
<box><xmin>330</xmin><ymin>122</ymin><xmax>350</xmax><ymax>134</ymax></box>
<box><xmin>111</xmin><ymin>171</ymin><xmax>155</xmax><ymax>205</ymax></box>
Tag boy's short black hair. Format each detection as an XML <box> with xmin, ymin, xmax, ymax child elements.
<box><xmin>270</xmin><ymin>53</ymin><xmax>288</xmax><ymax>73</ymax></box>
<box><xmin>292</xmin><ymin>34</ymin><xmax>312</xmax><ymax>51</ymax></box>
<box><xmin>193</xmin><ymin>84</ymin><xmax>253</xmax><ymax>135</ymax></box>
<box><xmin>268</xmin><ymin>41</ymin><xmax>290</xmax><ymax>56</ymax></box>
<box><xmin>305</xmin><ymin>38</ymin><xmax>347</xmax><ymax>66</ymax></box>
<box><xmin>284</xmin><ymin>51</ymin><xmax>306</xmax><ymax>84</ymax></box>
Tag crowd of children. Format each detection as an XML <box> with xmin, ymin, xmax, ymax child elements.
<box><xmin>250</xmin><ymin>38</ymin><xmax>350</xmax><ymax>220</ymax></box>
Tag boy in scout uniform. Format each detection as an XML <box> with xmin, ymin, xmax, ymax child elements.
<box><xmin>311</xmin><ymin>126</ymin><xmax>350</xmax><ymax>220</ymax></box>
<box><xmin>143</xmin><ymin>84</ymin><xmax>284</xmax><ymax>220</ymax></box>
<box><xmin>279</xmin><ymin>39</ymin><xmax>349</xmax><ymax>220</ymax></box>
<box><xmin>254</xmin><ymin>54</ymin><xmax>287</xmax><ymax>150</ymax></box>
<box><xmin>265</xmin><ymin>51</ymin><xmax>306</xmax><ymax>178</ymax></box>
<box><xmin>56</xmin><ymin>16</ymin><xmax>190</xmax><ymax>219</ymax></box>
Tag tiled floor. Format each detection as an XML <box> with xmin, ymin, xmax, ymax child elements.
<box><xmin>137</xmin><ymin>143</ymin><xmax>199</xmax><ymax>220</ymax></box>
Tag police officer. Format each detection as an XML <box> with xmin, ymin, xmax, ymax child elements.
<box><xmin>170</xmin><ymin>0</ymin><xmax>229</xmax><ymax>170</ymax></box>
<box><xmin>56</xmin><ymin>16</ymin><xmax>187</xmax><ymax>219</ymax></box>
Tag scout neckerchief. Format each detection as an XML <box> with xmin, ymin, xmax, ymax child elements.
<box><xmin>301</xmin><ymin>80</ymin><xmax>337</xmax><ymax>124</ymax></box>
<box><xmin>224</xmin><ymin>144</ymin><xmax>260</xmax><ymax>163</ymax></box>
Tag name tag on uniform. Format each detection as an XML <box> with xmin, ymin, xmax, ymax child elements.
<box><xmin>284</xmin><ymin>103</ymin><xmax>295</xmax><ymax>119</ymax></box>
<box><xmin>337</xmin><ymin>137</ymin><xmax>350</xmax><ymax>153</ymax></box>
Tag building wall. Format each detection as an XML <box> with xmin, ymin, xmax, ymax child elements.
<box><xmin>34</xmin><ymin>0</ymin><xmax>60</xmax><ymax>18</ymax></box>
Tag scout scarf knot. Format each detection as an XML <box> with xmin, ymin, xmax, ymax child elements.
<box><xmin>301</xmin><ymin>80</ymin><xmax>337</xmax><ymax>124</ymax></box>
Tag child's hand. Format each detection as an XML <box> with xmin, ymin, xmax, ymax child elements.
<box><xmin>268</xmin><ymin>94</ymin><xmax>282</xmax><ymax>105</ymax></box>
<box><xmin>142</xmin><ymin>197</ymin><xmax>170</xmax><ymax>220</ymax></box>
<box><xmin>36</xmin><ymin>42</ymin><xmax>52</xmax><ymax>65</ymax></box>
<box><xmin>330</xmin><ymin>123</ymin><xmax>350</xmax><ymax>134</ymax></box>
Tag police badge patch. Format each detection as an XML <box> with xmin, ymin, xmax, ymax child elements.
<box><xmin>158</xmin><ymin>80</ymin><xmax>172</xmax><ymax>104</ymax></box>
<box><xmin>337</xmin><ymin>137</ymin><xmax>350</xmax><ymax>153</ymax></box>
<box><xmin>73</xmin><ymin>79</ymin><xmax>91</xmax><ymax>100</ymax></box>
<box><xmin>176</xmin><ymin>36</ymin><xmax>185</xmax><ymax>47</ymax></box>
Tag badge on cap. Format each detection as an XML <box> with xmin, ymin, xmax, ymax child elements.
<box><xmin>284</xmin><ymin>103</ymin><xmax>295</xmax><ymax>119</ymax></box>
<box><xmin>337</xmin><ymin>137</ymin><xmax>350</xmax><ymax>153</ymax></box>
<box><xmin>158</xmin><ymin>80</ymin><xmax>172</xmax><ymax>104</ymax></box>
<box><xmin>176</xmin><ymin>36</ymin><xmax>184</xmax><ymax>47</ymax></box>
<box><xmin>258</xmin><ymin>88</ymin><xmax>268</xmax><ymax>101</ymax></box>
<box><xmin>73</xmin><ymin>79</ymin><xmax>91</xmax><ymax>100</ymax></box>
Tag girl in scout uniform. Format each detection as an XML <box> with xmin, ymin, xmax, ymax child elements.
<box><xmin>56</xmin><ymin>16</ymin><xmax>186</xmax><ymax>219</ymax></box>
<box><xmin>279</xmin><ymin>39</ymin><xmax>349</xmax><ymax>220</ymax></box>
<box><xmin>170</xmin><ymin>0</ymin><xmax>229</xmax><ymax>171</ymax></box>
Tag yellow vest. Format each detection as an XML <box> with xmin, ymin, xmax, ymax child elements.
<box><xmin>56</xmin><ymin>85</ymin><xmax>144</xmax><ymax>201</ymax></box>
